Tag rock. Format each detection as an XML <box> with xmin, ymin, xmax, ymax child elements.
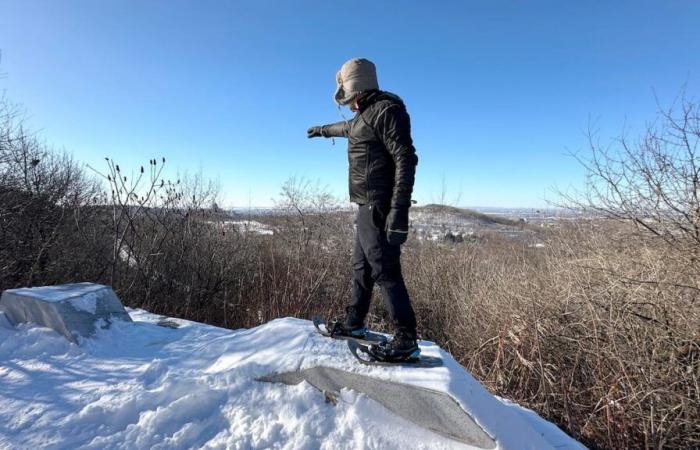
<box><xmin>258</xmin><ymin>366</ymin><xmax>498</xmax><ymax>448</ymax></box>
<box><xmin>0</xmin><ymin>283</ymin><xmax>132</xmax><ymax>343</ymax></box>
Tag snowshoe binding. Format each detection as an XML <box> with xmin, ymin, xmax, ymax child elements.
<box><xmin>347</xmin><ymin>336</ymin><xmax>443</xmax><ymax>368</ymax></box>
<box><xmin>369</xmin><ymin>333</ymin><xmax>421</xmax><ymax>361</ymax></box>
<box><xmin>312</xmin><ymin>316</ymin><xmax>387</xmax><ymax>345</ymax></box>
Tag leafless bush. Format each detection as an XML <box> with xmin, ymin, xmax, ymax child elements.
<box><xmin>520</xmin><ymin>95</ymin><xmax>700</xmax><ymax>447</ymax></box>
<box><xmin>563</xmin><ymin>94</ymin><xmax>700</xmax><ymax>291</ymax></box>
<box><xmin>85</xmin><ymin>158</ymin><xmax>254</xmax><ymax>326</ymax></box>
<box><xmin>241</xmin><ymin>177</ymin><xmax>354</xmax><ymax>324</ymax></box>
<box><xmin>0</xmin><ymin>99</ymin><xmax>103</xmax><ymax>288</ymax></box>
<box><xmin>272</xmin><ymin>177</ymin><xmax>348</xmax><ymax>249</ymax></box>
<box><xmin>399</xmin><ymin>224</ymin><xmax>698</xmax><ymax>449</ymax></box>
<box><xmin>401</xmin><ymin>95</ymin><xmax>700</xmax><ymax>448</ymax></box>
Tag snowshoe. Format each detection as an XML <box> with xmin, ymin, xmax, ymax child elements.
<box><xmin>312</xmin><ymin>316</ymin><xmax>387</xmax><ymax>345</ymax></box>
<box><xmin>347</xmin><ymin>339</ymin><xmax>443</xmax><ymax>368</ymax></box>
<box><xmin>370</xmin><ymin>333</ymin><xmax>421</xmax><ymax>361</ymax></box>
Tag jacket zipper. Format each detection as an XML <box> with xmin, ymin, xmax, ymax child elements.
<box><xmin>358</xmin><ymin>109</ymin><xmax>371</xmax><ymax>204</ymax></box>
<box><xmin>365</xmin><ymin>148</ymin><xmax>371</xmax><ymax>204</ymax></box>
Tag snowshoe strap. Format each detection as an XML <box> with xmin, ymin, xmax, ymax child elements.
<box><xmin>326</xmin><ymin>318</ymin><xmax>341</xmax><ymax>337</ymax></box>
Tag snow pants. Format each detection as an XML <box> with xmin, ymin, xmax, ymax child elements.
<box><xmin>348</xmin><ymin>203</ymin><xmax>417</xmax><ymax>338</ymax></box>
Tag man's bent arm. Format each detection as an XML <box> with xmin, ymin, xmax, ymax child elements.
<box><xmin>375</xmin><ymin>106</ymin><xmax>418</xmax><ymax>208</ymax></box>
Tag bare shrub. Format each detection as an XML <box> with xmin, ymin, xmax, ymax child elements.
<box><xmin>86</xmin><ymin>158</ymin><xmax>252</xmax><ymax>326</ymax></box>
<box><xmin>397</xmin><ymin>96</ymin><xmax>700</xmax><ymax>449</ymax></box>
<box><xmin>399</xmin><ymin>224</ymin><xmax>698</xmax><ymax>449</ymax></box>
<box><xmin>243</xmin><ymin>177</ymin><xmax>354</xmax><ymax>324</ymax></box>
<box><xmin>0</xmin><ymin>99</ymin><xmax>103</xmax><ymax>289</ymax></box>
<box><xmin>563</xmin><ymin>94</ymin><xmax>700</xmax><ymax>290</ymax></box>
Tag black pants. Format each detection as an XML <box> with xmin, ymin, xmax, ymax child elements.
<box><xmin>348</xmin><ymin>203</ymin><xmax>417</xmax><ymax>338</ymax></box>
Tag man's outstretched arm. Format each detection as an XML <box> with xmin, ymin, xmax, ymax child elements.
<box><xmin>307</xmin><ymin>119</ymin><xmax>353</xmax><ymax>138</ymax></box>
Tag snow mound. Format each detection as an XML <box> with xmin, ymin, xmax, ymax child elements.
<box><xmin>0</xmin><ymin>283</ymin><xmax>131</xmax><ymax>343</ymax></box>
<box><xmin>0</xmin><ymin>309</ymin><xmax>585</xmax><ymax>449</ymax></box>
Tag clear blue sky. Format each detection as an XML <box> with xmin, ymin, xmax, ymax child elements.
<box><xmin>1</xmin><ymin>1</ymin><xmax>699</xmax><ymax>207</ymax></box>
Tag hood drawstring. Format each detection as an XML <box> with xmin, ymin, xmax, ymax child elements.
<box><xmin>331</xmin><ymin>104</ymin><xmax>353</xmax><ymax>146</ymax></box>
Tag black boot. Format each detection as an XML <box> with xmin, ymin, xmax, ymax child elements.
<box><xmin>326</xmin><ymin>318</ymin><xmax>367</xmax><ymax>339</ymax></box>
<box><xmin>327</xmin><ymin>306</ymin><xmax>367</xmax><ymax>338</ymax></box>
<box><xmin>368</xmin><ymin>331</ymin><xmax>420</xmax><ymax>361</ymax></box>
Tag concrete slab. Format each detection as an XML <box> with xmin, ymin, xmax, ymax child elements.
<box><xmin>258</xmin><ymin>366</ymin><xmax>497</xmax><ymax>449</ymax></box>
<box><xmin>0</xmin><ymin>283</ymin><xmax>132</xmax><ymax>343</ymax></box>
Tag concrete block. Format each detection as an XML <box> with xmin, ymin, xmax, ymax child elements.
<box><xmin>0</xmin><ymin>283</ymin><xmax>132</xmax><ymax>343</ymax></box>
<box><xmin>259</xmin><ymin>366</ymin><xmax>497</xmax><ymax>448</ymax></box>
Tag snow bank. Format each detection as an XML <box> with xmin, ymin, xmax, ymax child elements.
<box><xmin>0</xmin><ymin>309</ymin><xmax>584</xmax><ymax>450</ymax></box>
<box><xmin>0</xmin><ymin>283</ymin><xmax>131</xmax><ymax>343</ymax></box>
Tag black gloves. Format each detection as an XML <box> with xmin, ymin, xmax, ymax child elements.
<box><xmin>386</xmin><ymin>207</ymin><xmax>409</xmax><ymax>246</ymax></box>
<box><xmin>308</xmin><ymin>121</ymin><xmax>350</xmax><ymax>139</ymax></box>
<box><xmin>307</xmin><ymin>126</ymin><xmax>323</xmax><ymax>138</ymax></box>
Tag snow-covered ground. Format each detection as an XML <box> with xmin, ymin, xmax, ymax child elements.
<box><xmin>223</xmin><ymin>220</ymin><xmax>274</xmax><ymax>235</ymax></box>
<box><xmin>0</xmin><ymin>309</ymin><xmax>584</xmax><ymax>450</ymax></box>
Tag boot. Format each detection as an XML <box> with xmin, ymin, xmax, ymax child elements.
<box><xmin>329</xmin><ymin>306</ymin><xmax>366</xmax><ymax>338</ymax></box>
<box><xmin>326</xmin><ymin>318</ymin><xmax>367</xmax><ymax>339</ymax></box>
<box><xmin>369</xmin><ymin>331</ymin><xmax>420</xmax><ymax>361</ymax></box>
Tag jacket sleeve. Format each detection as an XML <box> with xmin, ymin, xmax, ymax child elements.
<box><xmin>374</xmin><ymin>105</ymin><xmax>418</xmax><ymax>208</ymax></box>
<box><xmin>321</xmin><ymin>119</ymin><xmax>353</xmax><ymax>138</ymax></box>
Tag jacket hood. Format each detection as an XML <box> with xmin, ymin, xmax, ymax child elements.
<box><xmin>334</xmin><ymin>58</ymin><xmax>379</xmax><ymax>105</ymax></box>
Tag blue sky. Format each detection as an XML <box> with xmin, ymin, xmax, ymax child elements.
<box><xmin>1</xmin><ymin>1</ymin><xmax>699</xmax><ymax>207</ymax></box>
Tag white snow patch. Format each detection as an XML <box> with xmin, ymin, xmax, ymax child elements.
<box><xmin>527</xmin><ymin>243</ymin><xmax>546</xmax><ymax>249</ymax></box>
<box><xmin>222</xmin><ymin>220</ymin><xmax>274</xmax><ymax>235</ymax></box>
<box><xmin>9</xmin><ymin>282</ymin><xmax>105</xmax><ymax>302</ymax></box>
<box><xmin>0</xmin><ymin>309</ymin><xmax>584</xmax><ymax>449</ymax></box>
<box><xmin>119</xmin><ymin>247</ymin><xmax>137</xmax><ymax>267</ymax></box>
<box><xmin>68</xmin><ymin>292</ymin><xmax>99</xmax><ymax>314</ymax></box>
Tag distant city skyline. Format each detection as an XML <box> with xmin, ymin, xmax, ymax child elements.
<box><xmin>1</xmin><ymin>1</ymin><xmax>699</xmax><ymax>207</ymax></box>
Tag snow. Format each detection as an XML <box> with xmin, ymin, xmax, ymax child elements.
<box><xmin>527</xmin><ymin>243</ymin><xmax>546</xmax><ymax>249</ymax></box>
<box><xmin>68</xmin><ymin>292</ymin><xmax>99</xmax><ymax>314</ymax></box>
<box><xmin>8</xmin><ymin>283</ymin><xmax>105</xmax><ymax>303</ymax></box>
<box><xmin>222</xmin><ymin>220</ymin><xmax>274</xmax><ymax>235</ymax></box>
<box><xmin>0</xmin><ymin>309</ymin><xmax>584</xmax><ymax>450</ymax></box>
<box><xmin>0</xmin><ymin>312</ymin><xmax>11</xmax><ymax>329</ymax></box>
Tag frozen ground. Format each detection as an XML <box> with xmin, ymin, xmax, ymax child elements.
<box><xmin>0</xmin><ymin>309</ymin><xmax>585</xmax><ymax>450</ymax></box>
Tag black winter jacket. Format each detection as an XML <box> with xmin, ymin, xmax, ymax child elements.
<box><xmin>320</xmin><ymin>91</ymin><xmax>418</xmax><ymax>208</ymax></box>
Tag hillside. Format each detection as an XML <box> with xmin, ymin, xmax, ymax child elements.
<box><xmin>409</xmin><ymin>204</ymin><xmax>545</xmax><ymax>246</ymax></box>
<box><xmin>416</xmin><ymin>205</ymin><xmax>521</xmax><ymax>227</ymax></box>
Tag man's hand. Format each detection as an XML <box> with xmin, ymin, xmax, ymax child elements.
<box><xmin>386</xmin><ymin>207</ymin><xmax>409</xmax><ymax>246</ymax></box>
<box><xmin>307</xmin><ymin>126</ymin><xmax>324</xmax><ymax>138</ymax></box>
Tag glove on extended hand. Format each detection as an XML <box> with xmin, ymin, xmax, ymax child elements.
<box><xmin>307</xmin><ymin>126</ymin><xmax>324</xmax><ymax>138</ymax></box>
<box><xmin>386</xmin><ymin>207</ymin><xmax>409</xmax><ymax>246</ymax></box>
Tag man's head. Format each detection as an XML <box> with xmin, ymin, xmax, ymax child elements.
<box><xmin>334</xmin><ymin>58</ymin><xmax>379</xmax><ymax>107</ymax></box>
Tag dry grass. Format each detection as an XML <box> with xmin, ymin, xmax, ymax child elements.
<box><xmin>399</xmin><ymin>223</ymin><xmax>698</xmax><ymax>449</ymax></box>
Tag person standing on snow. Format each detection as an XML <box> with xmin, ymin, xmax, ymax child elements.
<box><xmin>307</xmin><ymin>58</ymin><xmax>420</xmax><ymax>361</ymax></box>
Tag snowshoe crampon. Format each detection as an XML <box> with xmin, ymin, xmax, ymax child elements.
<box><xmin>312</xmin><ymin>316</ymin><xmax>387</xmax><ymax>346</ymax></box>
<box><xmin>347</xmin><ymin>339</ymin><xmax>443</xmax><ymax>368</ymax></box>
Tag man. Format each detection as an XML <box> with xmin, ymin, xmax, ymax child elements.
<box><xmin>307</xmin><ymin>58</ymin><xmax>420</xmax><ymax>361</ymax></box>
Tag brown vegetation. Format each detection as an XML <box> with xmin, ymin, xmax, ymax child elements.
<box><xmin>1</xmin><ymin>95</ymin><xmax>698</xmax><ymax>449</ymax></box>
<box><xmin>404</xmin><ymin>224</ymin><xmax>698</xmax><ymax>449</ymax></box>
